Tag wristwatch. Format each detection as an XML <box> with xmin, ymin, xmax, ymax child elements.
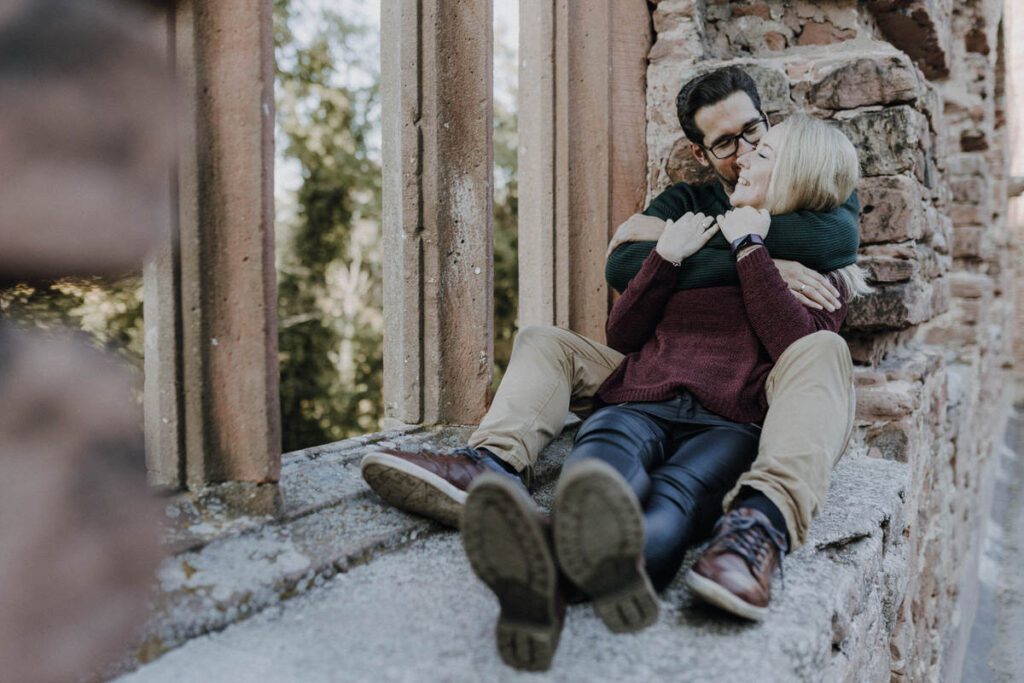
<box><xmin>730</xmin><ymin>233</ymin><xmax>766</xmax><ymax>257</ymax></box>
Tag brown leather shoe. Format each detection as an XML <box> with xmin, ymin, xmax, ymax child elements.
<box><xmin>360</xmin><ymin>446</ymin><xmax>524</xmax><ymax>528</ymax></box>
<box><xmin>685</xmin><ymin>508</ymin><xmax>788</xmax><ymax>621</ymax></box>
<box><xmin>462</xmin><ymin>473</ymin><xmax>565</xmax><ymax>671</ymax></box>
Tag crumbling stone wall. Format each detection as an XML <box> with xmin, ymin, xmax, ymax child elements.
<box><xmin>645</xmin><ymin>1</ymin><xmax>1016</xmax><ymax>680</ymax></box>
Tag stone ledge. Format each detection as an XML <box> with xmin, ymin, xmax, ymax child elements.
<box><xmin>160</xmin><ymin>426</ymin><xmax>426</xmax><ymax>554</ymax></box>
<box><xmin>120</xmin><ymin>433</ymin><xmax>909</xmax><ymax>681</ymax></box>
<box><xmin>126</xmin><ymin>425</ymin><xmax>578</xmax><ymax>670</ymax></box>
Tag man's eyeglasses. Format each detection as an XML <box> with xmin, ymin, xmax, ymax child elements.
<box><xmin>702</xmin><ymin>115</ymin><xmax>769</xmax><ymax>160</ymax></box>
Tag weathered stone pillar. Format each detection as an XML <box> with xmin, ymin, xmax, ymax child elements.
<box><xmin>517</xmin><ymin>0</ymin><xmax>652</xmax><ymax>342</ymax></box>
<box><xmin>142</xmin><ymin>182</ymin><xmax>183</xmax><ymax>490</ymax></box>
<box><xmin>144</xmin><ymin>0</ymin><xmax>280</xmax><ymax>507</ymax></box>
<box><xmin>1008</xmin><ymin>0</ymin><xmax>1024</xmax><ymax>365</ymax></box>
<box><xmin>381</xmin><ymin>0</ymin><xmax>494</xmax><ymax>425</ymax></box>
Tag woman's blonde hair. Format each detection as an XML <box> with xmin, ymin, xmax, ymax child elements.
<box><xmin>765</xmin><ymin>114</ymin><xmax>872</xmax><ymax>300</ymax></box>
<box><xmin>831</xmin><ymin>262</ymin><xmax>873</xmax><ymax>301</ymax></box>
<box><xmin>765</xmin><ymin>114</ymin><xmax>860</xmax><ymax>216</ymax></box>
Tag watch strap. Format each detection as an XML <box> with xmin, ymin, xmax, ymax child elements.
<box><xmin>730</xmin><ymin>233</ymin><xmax>766</xmax><ymax>256</ymax></box>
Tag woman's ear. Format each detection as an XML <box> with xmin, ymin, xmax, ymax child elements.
<box><xmin>690</xmin><ymin>143</ymin><xmax>709</xmax><ymax>167</ymax></box>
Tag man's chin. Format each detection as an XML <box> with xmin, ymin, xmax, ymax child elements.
<box><xmin>713</xmin><ymin>171</ymin><xmax>739</xmax><ymax>197</ymax></box>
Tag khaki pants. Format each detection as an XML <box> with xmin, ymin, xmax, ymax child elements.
<box><xmin>468</xmin><ymin>325</ymin><xmax>854</xmax><ymax>550</ymax></box>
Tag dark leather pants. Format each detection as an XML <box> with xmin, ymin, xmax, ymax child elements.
<box><xmin>564</xmin><ymin>400</ymin><xmax>759</xmax><ymax>591</ymax></box>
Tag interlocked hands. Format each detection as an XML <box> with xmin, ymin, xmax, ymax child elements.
<box><xmin>654</xmin><ymin>212</ymin><xmax>719</xmax><ymax>266</ymax></box>
<box><xmin>716</xmin><ymin>206</ymin><xmax>771</xmax><ymax>243</ymax></box>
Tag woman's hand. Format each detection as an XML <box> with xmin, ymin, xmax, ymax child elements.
<box><xmin>717</xmin><ymin>206</ymin><xmax>770</xmax><ymax>243</ymax></box>
<box><xmin>654</xmin><ymin>212</ymin><xmax>719</xmax><ymax>265</ymax></box>
<box><xmin>773</xmin><ymin>258</ymin><xmax>841</xmax><ymax>311</ymax></box>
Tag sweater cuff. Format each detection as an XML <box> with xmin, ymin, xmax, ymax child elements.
<box><xmin>645</xmin><ymin>249</ymin><xmax>684</xmax><ymax>280</ymax></box>
<box><xmin>735</xmin><ymin>244</ymin><xmax>773</xmax><ymax>275</ymax></box>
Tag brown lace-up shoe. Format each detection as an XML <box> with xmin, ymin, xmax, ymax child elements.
<box><xmin>685</xmin><ymin>507</ymin><xmax>788</xmax><ymax>621</ymax></box>
<box><xmin>552</xmin><ymin>459</ymin><xmax>659</xmax><ymax>633</ymax></box>
<box><xmin>360</xmin><ymin>446</ymin><xmax>525</xmax><ymax>528</ymax></box>
<box><xmin>462</xmin><ymin>473</ymin><xmax>565</xmax><ymax>672</ymax></box>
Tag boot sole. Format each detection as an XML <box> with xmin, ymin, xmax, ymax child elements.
<box><xmin>553</xmin><ymin>460</ymin><xmax>658</xmax><ymax>633</ymax></box>
<box><xmin>462</xmin><ymin>475</ymin><xmax>561</xmax><ymax>672</ymax></box>
<box><xmin>360</xmin><ymin>452</ymin><xmax>465</xmax><ymax>528</ymax></box>
<box><xmin>685</xmin><ymin>569</ymin><xmax>768</xmax><ymax>622</ymax></box>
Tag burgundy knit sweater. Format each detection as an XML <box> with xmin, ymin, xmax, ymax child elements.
<box><xmin>595</xmin><ymin>246</ymin><xmax>848</xmax><ymax>424</ymax></box>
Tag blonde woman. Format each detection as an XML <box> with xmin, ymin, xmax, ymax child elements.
<box><xmin>462</xmin><ymin>115</ymin><xmax>869</xmax><ymax>668</ymax></box>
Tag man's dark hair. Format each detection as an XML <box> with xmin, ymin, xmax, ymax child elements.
<box><xmin>675</xmin><ymin>66</ymin><xmax>763</xmax><ymax>145</ymax></box>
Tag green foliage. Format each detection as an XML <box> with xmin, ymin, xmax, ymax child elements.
<box><xmin>0</xmin><ymin>276</ymin><xmax>144</xmax><ymax>369</ymax></box>
<box><xmin>275</xmin><ymin>0</ymin><xmax>384</xmax><ymax>451</ymax></box>
<box><xmin>492</xmin><ymin>93</ymin><xmax>519</xmax><ymax>390</ymax></box>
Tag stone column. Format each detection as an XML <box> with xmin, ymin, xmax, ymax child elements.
<box><xmin>1008</xmin><ymin>0</ymin><xmax>1024</xmax><ymax>364</ymax></box>
<box><xmin>142</xmin><ymin>173</ymin><xmax>183</xmax><ymax>490</ymax></box>
<box><xmin>381</xmin><ymin>0</ymin><xmax>494</xmax><ymax>425</ymax></box>
<box><xmin>517</xmin><ymin>0</ymin><xmax>652</xmax><ymax>342</ymax></box>
<box><xmin>144</xmin><ymin>0</ymin><xmax>280</xmax><ymax>508</ymax></box>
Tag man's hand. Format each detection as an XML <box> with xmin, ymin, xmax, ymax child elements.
<box><xmin>717</xmin><ymin>206</ymin><xmax>771</xmax><ymax>243</ymax></box>
<box><xmin>606</xmin><ymin>213</ymin><xmax>666</xmax><ymax>257</ymax></box>
<box><xmin>773</xmin><ymin>258</ymin><xmax>842</xmax><ymax>311</ymax></box>
<box><xmin>655</xmin><ymin>212</ymin><xmax>719</xmax><ymax>265</ymax></box>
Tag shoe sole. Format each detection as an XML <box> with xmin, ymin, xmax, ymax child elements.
<box><xmin>685</xmin><ymin>569</ymin><xmax>768</xmax><ymax>622</ymax></box>
<box><xmin>360</xmin><ymin>452</ymin><xmax>465</xmax><ymax>528</ymax></box>
<box><xmin>552</xmin><ymin>460</ymin><xmax>658</xmax><ymax>633</ymax></box>
<box><xmin>462</xmin><ymin>474</ymin><xmax>561</xmax><ymax>672</ymax></box>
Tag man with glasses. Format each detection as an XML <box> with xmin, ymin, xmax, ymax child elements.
<box><xmin>362</xmin><ymin>67</ymin><xmax>859</xmax><ymax>633</ymax></box>
<box><xmin>708</xmin><ymin>114</ymin><xmax>770</xmax><ymax>159</ymax></box>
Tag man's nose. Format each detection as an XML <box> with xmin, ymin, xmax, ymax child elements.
<box><xmin>736</xmin><ymin>148</ymin><xmax>753</xmax><ymax>168</ymax></box>
<box><xmin>735</xmin><ymin>137</ymin><xmax>755</xmax><ymax>157</ymax></box>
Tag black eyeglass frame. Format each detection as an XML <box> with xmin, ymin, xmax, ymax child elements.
<box><xmin>700</xmin><ymin>113</ymin><xmax>770</xmax><ymax>160</ymax></box>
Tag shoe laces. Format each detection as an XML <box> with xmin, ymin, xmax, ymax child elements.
<box><xmin>714</xmin><ymin>512</ymin><xmax>789</xmax><ymax>586</ymax></box>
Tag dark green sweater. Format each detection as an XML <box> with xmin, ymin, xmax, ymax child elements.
<box><xmin>605</xmin><ymin>182</ymin><xmax>860</xmax><ymax>293</ymax></box>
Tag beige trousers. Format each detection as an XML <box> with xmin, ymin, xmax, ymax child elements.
<box><xmin>468</xmin><ymin>325</ymin><xmax>854</xmax><ymax>549</ymax></box>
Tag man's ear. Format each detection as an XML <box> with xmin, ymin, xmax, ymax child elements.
<box><xmin>690</xmin><ymin>143</ymin><xmax>709</xmax><ymax>167</ymax></box>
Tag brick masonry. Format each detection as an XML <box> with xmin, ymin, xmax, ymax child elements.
<box><xmin>645</xmin><ymin>1</ymin><xmax>1017</xmax><ymax>680</ymax></box>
